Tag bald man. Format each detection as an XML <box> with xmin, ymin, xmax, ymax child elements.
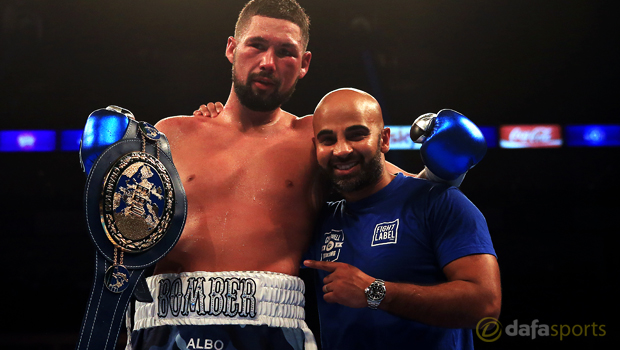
<box><xmin>303</xmin><ymin>88</ymin><xmax>501</xmax><ymax>350</ymax></box>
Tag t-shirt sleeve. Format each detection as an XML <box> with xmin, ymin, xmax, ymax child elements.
<box><xmin>427</xmin><ymin>187</ymin><xmax>496</xmax><ymax>268</ymax></box>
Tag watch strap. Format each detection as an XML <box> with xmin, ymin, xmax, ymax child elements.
<box><xmin>366</xmin><ymin>279</ymin><xmax>386</xmax><ymax>310</ymax></box>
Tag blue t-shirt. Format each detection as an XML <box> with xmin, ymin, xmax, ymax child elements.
<box><xmin>308</xmin><ymin>173</ymin><xmax>496</xmax><ymax>350</ymax></box>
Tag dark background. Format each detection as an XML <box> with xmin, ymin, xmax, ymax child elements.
<box><xmin>0</xmin><ymin>0</ymin><xmax>617</xmax><ymax>349</ymax></box>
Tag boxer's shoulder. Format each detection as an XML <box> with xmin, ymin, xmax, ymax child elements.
<box><xmin>153</xmin><ymin>116</ymin><xmax>215</xmax><ymax>155</ymax></box>
<box><xmin>290</xmin><ymin>113</ymin><xmax>314</xmax><ymax>134</ymax></box>
<box><xmin>154</xmin><ymin>115</ymin><xmax>185</xmax><ymax>134</ymax></box>
<box><xmin>156</xmin><ymin>114</ymin><xmax>228</xmax><ymax>137</ymax></box>
<box><xmin>155</xmin><ymin>115</ymin><xmax>202</xmax><ymax>131</ymax></box>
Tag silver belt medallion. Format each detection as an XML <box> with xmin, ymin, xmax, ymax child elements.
<box><xmin>101</xmin><ymin>151</ymin><xmax>174</xmax><ymax>253</ymax></box>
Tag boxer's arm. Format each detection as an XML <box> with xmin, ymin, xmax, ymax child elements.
<box><xmin>304</xmin><ymin>254</ymin><xmax>501</xmax><ymax>329</ymax></box>
<box><xmin>192</xmin><ymin>105</ymin><xmax>419</xmax><ymax>180</ymax></box>
<box><xmin>385</xmin><ymin>161</ymin><xmax>418</xmax><ymax>178</ymax></box>
<box><xmin>153</xmin><ymin>116</ymin><xmax>193</xmax><ymax>159</ymax></box>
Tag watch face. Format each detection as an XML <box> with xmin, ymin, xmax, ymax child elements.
<box><xmin>367</xmin><ymin>282</ymin><xmax>386</xmax><ymax>300</ymax></box>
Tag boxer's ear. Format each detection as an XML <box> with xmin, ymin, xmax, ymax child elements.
<box><xmin>298</xmin><ymin>51</ymin><xmax>312</xmax><ymax>79</ymax></box>
<box><xmin>226</xmin><ymin>36</ymin><xmax>237</xmax><ymax>64</ymax></box>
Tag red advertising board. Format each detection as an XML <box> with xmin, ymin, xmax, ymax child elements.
<box><xmin>500</xmin><ymin>124</ymin><xmax>562</xmax><ymax>148</ymax></box>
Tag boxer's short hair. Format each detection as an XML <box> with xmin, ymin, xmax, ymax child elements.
<box><xmin>235</xmin><ymin>0</ymin><xmax>310</xmax><ymax>49</ymax></box>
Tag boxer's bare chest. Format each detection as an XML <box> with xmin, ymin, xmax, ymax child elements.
<box><xmin>181</xmin><ymin>125</ymin><xmax>316</xmax><ymax>210</ymax></box>
<box><xmin>156</xmin><ymin>119</ymin><xmax>319</xmax><ymax>273</ymax></box>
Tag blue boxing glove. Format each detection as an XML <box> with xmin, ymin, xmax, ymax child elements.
<box><xmin>410</xmin><ymin>109</ymin><xmax>486</xmax><ymax>187</ymax></box>
<box><xmin>79</xmin><ymin>105</ymin><xmax>134</xmax><ymax>175</ymax></box>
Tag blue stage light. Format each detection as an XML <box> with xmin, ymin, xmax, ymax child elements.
<box><xmin>478</xmin><ymin>126</ymin><xmax>498</xmax><ymax>148</ymax></box>
<box><xmin>565</xmin><ymin>125</ymin><xmax>620</xmax><ymax>147</ymax></box>
<box><xmin>0</xmin><ymin>130</ymin><xmax>56</xmax><ymax>152</ymax></box>
<box><xmin>61</xmin><ymin>130</ymin><xmax>84</xmax><ymax>151</ymax></box>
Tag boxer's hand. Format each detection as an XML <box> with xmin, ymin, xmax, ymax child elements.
<box><xmin>304</xmin><ymin>260</ymin><xmax>374</xmax><ymax>308</ymax></box>
<box><xmin>193</xmin><ymin>102</ymin><xmax>223</xmax><ymax>118</ymax></box>
<box><xmin>410</xmin><ymin>109</ymin><xmax>486</xmax><ymax>186</ymax></box>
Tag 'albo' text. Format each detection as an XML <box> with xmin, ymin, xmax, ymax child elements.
<box><xmin>186</xmin><ymin>338</ymin><xmax>224</xmax><ymax>350</ymax></box>
<box><xmin>157</xmin><ymin>276</ymin><xmax>257</xmax><ymax>318</ymax></box>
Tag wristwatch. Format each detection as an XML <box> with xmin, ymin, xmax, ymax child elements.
<box><xmin>365</xmin><ymin>279</ymin><xmax>386</xmax><ymax>309</ymax></box>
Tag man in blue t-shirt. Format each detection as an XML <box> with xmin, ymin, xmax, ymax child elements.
<box><xmin>304</xmin><ymin>88</ymin><xmax>501</xmax><ymax>350</ymax></box>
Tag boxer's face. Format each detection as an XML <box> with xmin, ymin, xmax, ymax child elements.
<box><xmin>313</xmin><ymin>95</ymin><xmax>390</xmax><ymax>193</ymax></box>
<box><xmin>227</xmin><ymin>16</ymin><xmax>312</xmax><ymax>111</ymax></box>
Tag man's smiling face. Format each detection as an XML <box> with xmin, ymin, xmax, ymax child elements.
<box><xmin>313</xmin><ymin>89</ymin><xmax>390</xmax><ymax>194</ymax></box>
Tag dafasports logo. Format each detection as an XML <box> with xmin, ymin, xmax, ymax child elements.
<box><xmin>476</xmin><ymin>318</ymin><xmax>606</xmax><ymax>342</ymax></box>
<box><xmin>476</xmin><ymin>317</ymin><xmax>503</xmax><ymax>342</ymax></box>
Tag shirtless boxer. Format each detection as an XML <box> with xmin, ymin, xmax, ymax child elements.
<box><xmin>126</xmin><ymin>1</ymin><xmax>320</xmax><ymax>349</ymax></box>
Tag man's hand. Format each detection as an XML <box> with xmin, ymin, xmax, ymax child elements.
<box><xmin>193</xmin><ymin>102</ymin><xmax>224</xmax><ymax>118</ymax></box>
<box><xmin>304</xmin><ymin>260</ymin><xmax>375</xmax><ymax>308</ymax></box>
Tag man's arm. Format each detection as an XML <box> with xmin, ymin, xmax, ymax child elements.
<box><xmin>193</xmin><ymin>105</ymin><xmax>475</xmax><ymax>186</ymax></box>
<box><xmin>385</xmin><ymin>161</ymin><xmax>418</xmax><ymax>177</ymax></box>
<box><xmin>381</xmin><ymin>254</ymin><xmax>501</xmax><ymax>328</ymax></box>
<box><xmin>385</xmin><ymin>158</ymin><xmax>468</xmax><ymax>185</ymax></box>
<box><xmin>304</xmin><ymin>253</ymin><xmax>501</xmax><ymax>329</ymax></box>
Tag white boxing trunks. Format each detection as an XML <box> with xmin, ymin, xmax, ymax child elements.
<box><xmin>127</xmin><ymin>271</ymin><xmax>317</xmax><ymax>350</ymax></box>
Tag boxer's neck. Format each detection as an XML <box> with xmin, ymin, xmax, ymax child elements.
<box><xmin>223</xmin><ymin>86</ymin><xmax>283</xmax><ymax>132</ymax></box>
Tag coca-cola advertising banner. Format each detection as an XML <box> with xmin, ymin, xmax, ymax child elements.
<box><xmin>500</xmin><ymin>124</ymin><xmax>563</xmax><ymax>148</ymax></box>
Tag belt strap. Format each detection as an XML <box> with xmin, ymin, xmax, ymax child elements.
<box><xmin>76</xmin><ymin>110</ymin><xmax>186</xmax><ymax>350</ymax></box>
<box><xmin>76</xmin><ymin>253</ymin><xmax>144</xmax><ymax>350</ymax></box>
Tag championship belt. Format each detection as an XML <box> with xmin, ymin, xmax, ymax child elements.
<box><xmin>76</xmin><ymin>106</ymin><xmax>186</xmax><ymax>350</ymax></box>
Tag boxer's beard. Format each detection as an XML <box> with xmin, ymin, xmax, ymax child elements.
<box><xmin>325</xmin><ymin>145</ymin><xmax>384</xmax><ymax>194</ymax></box>
<box><xmin>232</xmin><ymin>65</ymin><xmax>297</xmax><ymax>112</ymax></box>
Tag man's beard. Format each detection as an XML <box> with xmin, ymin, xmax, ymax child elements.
<box><xmin>232</xmin><ymin>65</ymin><xmax>297</xmax><ymax>112</ymax></box>
<box><xmin>325</xmin><ymin>147</ymin><xmax>384</xmax><ymax>194</ymax></box>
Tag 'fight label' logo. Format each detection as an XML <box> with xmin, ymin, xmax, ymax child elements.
<box><xmin>371</xmin><ymin>219</ymin><xmax>399</xmax><ymax>246</ymax></box>
<box><xmin>321</xmin><ymin>229</ymin><xmax>344</xmax><ymax>262</ymax></box>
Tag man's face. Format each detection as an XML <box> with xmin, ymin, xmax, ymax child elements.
<box><xmin>313</xmin><ymin>98</ymin><xmax>390</xmax><ymax>194</ymax></box>
<box><xmin>227</xmin><ymin>16</ymin><xmax>311</xmax><ymax>112</ymax></box>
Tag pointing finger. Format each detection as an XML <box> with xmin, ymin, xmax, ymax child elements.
<box><xmin>303</xmin><ymin>260</ymin><xmax>338</xmax><ymax>272</ymax></box>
